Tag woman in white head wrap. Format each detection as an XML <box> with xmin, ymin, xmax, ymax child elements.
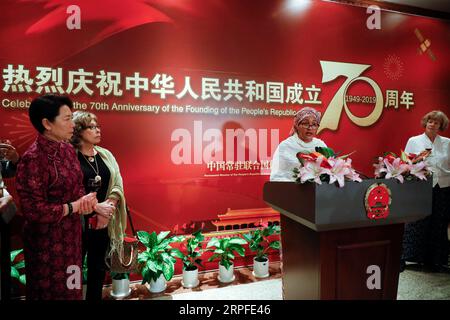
<box><xmin>270</xmin><ymin>107</ymin><xmax>327</xmax><ymax>181</ymax></box>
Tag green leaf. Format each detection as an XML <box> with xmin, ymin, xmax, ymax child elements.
<box><xmin>192</xmin><ymin>230</ymin><xmax>204</xmax><ymax>242</ymax></box>
<box><xmin>249</xmin><ymin>243</ymin><xmax>259</xmax><ymax>252</ymax></box>
<box><xmin>158</xmin><ymin>239</ymin><xmax>171</xmax><ymax>250</ymax></box>
<box><xmin>226</xmin><ymin>252</ymin><xmax>235</xmax><ymax>260</ymax></box>
<box><xmin>157</xmin><ymin>231</ymin><xmax>171</xmax><ymax>244</ymax></box>
<box><xmin>162</xmin><ymin>261</ymin><xmax>174</xmax><ymax>281</ymax></box>
<box><xmin>171</xmin><ymin>248</ymin><xmax>185</xmax><ymax>259</ymax></box>
<box><xmin>194</xmin><ymin>258</ymin><xmax>203</xmax><ymax>267</ymax></box>
<box><xmin>160</xmin><ymin>252</ymin><xmax>170</xmax><ymax>263</ymax></box>
<box><xmin>243</xmin><ymin>233</ymin><xmax>252</xmax><ymax>242</ymax></box>
<box><xmin>221</xmin><ymin>260</ymin><xmax>231</xmax><ymax>270</ymax></box>
<box><xmin>146</xmin><ymin>260</ymin><xmax>158</xmax><ymax>273</ymax></box>
<box><xmin>208</xmin><ymin>254</ymin><xmax>220</xmax><ymax>262</ymax></box>
<box><xmin>170</xmin><ymin>235</ymin><xmax>185</xmax><ymax>243</ymax></box>
<box><xmin>215</xmin><ymin>249</ymin><xmax>225</xmax><ymax>255</ymax></box>
<box><xmin>148</xmin><ymin>231</ymin><xmax>158</xmax><ymax>248</ymax></box>
<box><xmin>138</xmin><ymin>255</ymin><xmax>148</xmax><ymax>264</ymax></box>
<box><xmin>11</xmin><ymin>268</ymin><xmax>20</xmax><ymax>279</ymax></box>
<box><xmin>10</xmin><ymin>249</ymin><xmax>23</xmax><ymax>262</ymax></box>
<box><xmin>137</xmin><ymin>231</ymin><xmax>151</xmax><ymax>247</ymax></box>
<box><xmin>316</xmin><ymin>146</ymin><xmax>335</xmax><ymax>158</ymax></box>
<box><xmin>232</xmin><ymin>246</ymin><xmax>245</xmax><ymax>257</ymax></box>
<box><xmin>269</xmin><ymin>241</ymin><xmax>281</xmax><ymax>250</ymax></box>
<box><xmin>220</xmin><ymin>238</ymin><xmax>230</xmax><ymax>250</ymax></box>
<box><xmin>19</xmin><ymin>274</ymin><xmax>26</xmax><ymax>285</ymax></box>
<box><xmin>14</xmin><ymin>260</ymin><xmax>25</xmax><ymax>270</ymax></box>
<box><xmin>206</xmin><ymin>238</ymin><xmax>220</xmax><ymax>248</ymax></box>
<box><xmin>337</xmin><ymin>150</ymin><xmax>356</xmax><ymax>160</ymax></box>
<box><xmin>229</xmin><ymin>238</ymin><xmax>247</xmax><ymax>245</ymax></box>
<box><xmin>141</xmin><ymin>265</ymin><xmax>150</xmax><ymax>284</ymax></box>
<box><xmin>150</xmin><ymin>271</ymin><xmax>162</xmax><ymax>282</ymax></box>
<box><xmin>188</xmin><ymin>241</ymin><xmax>198</xmax><ymax>253</ymax></box>
<box><xmin>262</xmin><ymin>228</ymin><xmax>273</xmax><ymax>237</ymax></box>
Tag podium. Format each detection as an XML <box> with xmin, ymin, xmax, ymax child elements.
<box><xmin>263</xmin><ymin>179</ymin><xmax>432</xmax><ymax>300</ymax></box>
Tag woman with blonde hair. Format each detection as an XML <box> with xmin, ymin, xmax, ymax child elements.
<box><xmin>71</xmin><ymin>111</ymin><xmax>127</xmax><ymax>300</ymax></box>
<box><xmin>402</xmin><ymin>110</ymin><xmax>450</xmax><ymax>272</ymax></box>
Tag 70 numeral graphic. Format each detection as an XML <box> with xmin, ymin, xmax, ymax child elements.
<box><xmin>318</xmin><ymin>61</ymin><xmax>383</xmax><ymax>134</ymax></box>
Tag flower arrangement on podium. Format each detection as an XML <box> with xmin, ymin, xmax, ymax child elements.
<box><xmin>373</xmin><ymin>150</ymin><xmax>432</xmax><ymax>183</ymax></box>
<box><xmin>293</xmin><ymin>147</ymin><xmax>362</xmax><ymax>188</ymax></box>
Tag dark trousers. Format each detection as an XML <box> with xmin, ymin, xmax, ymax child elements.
<box><xmin>82</xmin><ymin>227</ymin><xmax>110</xmax><ymax>300</ymax></box>
<box><xmin>402</xmin><ymin>185</ymin><xmax>450</xmax><ymax>267</ymax></box>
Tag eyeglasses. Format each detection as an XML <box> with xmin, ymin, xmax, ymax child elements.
<box><xmin>85</xmin><ymin>125</ymin><xmax>101</xmax><ymax>130</ymax></box>
<box><xmin>298</xmin><ymin>122</ymin><xmax>319</xmax><ymax>129</ymax></box>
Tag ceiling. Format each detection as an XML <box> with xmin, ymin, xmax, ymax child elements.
<box><xmin>328</xmin><ymin>0</ymin><xmax>450</xmax><ymax>19</ymax></box>
<box><xmin>383</xmin><ymin>0</ymin><xmax>450</xmax><ymax>14</ymax></box>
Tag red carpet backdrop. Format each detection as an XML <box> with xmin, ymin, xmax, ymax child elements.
<box><xmin>1</xmin><ymin>0</ymin><xmax>449</xmax><ymax>237</ymax></box>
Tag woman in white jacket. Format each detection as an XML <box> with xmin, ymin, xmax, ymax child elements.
<box><xmin>401</xmin><ymin>110</ymin><xmax>450</xmax><ymax>272</ymax></box>
<box><xmin>270</xmin><ymin>107</ymin><xmax>327</xmax><ymax>182</ymax></box>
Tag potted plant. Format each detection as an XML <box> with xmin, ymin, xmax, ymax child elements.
<box><xmin>243</xmin><ymin>223</ymin><xmax>281</xmax><ymax>278</ymax></box>
<box><xmin>206</xmin><ymin>236</ymin><xmax>247</xmax><ymax>283</ymax></box>
<box><xmin>10</xmin><ymin>249</ymin><xmax>26</xmax><ymax>285</ymax></box>
<box><xmin>137</xmin><ymin>230</ymin><xmax>183</xmax><ymax>293</ymax></box>
<box><xmin>7</xmin><ymin>249</ymin><xmax>26</xmax><ymax>298</ymax></box>
<box><xmin>110</xmin><ymin>272</ymin><xmax>131</xmax><ymax>298</ymax></box>
<box><xmin>171</xmin><ymin>229</ymin><xmax>204</xmax><ymax>288</ymax></box>
<box><xmin>82</xmin><ymin>255</ymin><xmax>87</xmax><ymax>299</ymax></box>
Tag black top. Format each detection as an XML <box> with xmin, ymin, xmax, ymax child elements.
<box><xmin>0</xmin><ymin>160</ymin><xmax>17</xmax><ymax>178</ymax></box>
<box><xmin>78</xmin><ymin>151</ymin><xmax>111</xmax><ymax>205</ymax></box>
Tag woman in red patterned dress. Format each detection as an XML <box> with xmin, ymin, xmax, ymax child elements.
<box><xmin>16</xmin><ymin>95</ymin><xmax>98</xmax><ymax>300</ymax></box>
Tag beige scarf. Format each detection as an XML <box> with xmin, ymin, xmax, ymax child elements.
<box><xmin>93</xmin><ymin>146</ymin><xmax>127</xmax><ymax>257</ymax></box>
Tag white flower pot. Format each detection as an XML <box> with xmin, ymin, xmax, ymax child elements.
<box><xmin>253</xmin><ymin>257</ymin><xmax>269</xmax><ymax>278</ymax></box>
<box><xmin>218</xmin><ymin>263</ymin><xmax>235</xmax><ymax>283</ymax></box>
<box><xmin>149</xmin><ymin>274</ymin><xmax>167</xmax><ymax>293</ymax></box>
<box><xmin>182</xmin><ymin>267</ymin><xmax>199</xmax><ymax>288</ymax></box>
<box><xmin>111</xmin><ymin>279</ymin><xmax>131</xmax><ymax>299</ymax></box>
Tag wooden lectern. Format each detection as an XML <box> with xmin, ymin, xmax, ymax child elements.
<box><xmin>263</xmin><ymin>179</ymin><xmax>432</xmax><ymax>300</ymax></box>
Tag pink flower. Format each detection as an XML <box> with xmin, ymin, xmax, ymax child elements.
<box><xmin>384</xmin><ymin>158</ymin><xmax>409</xmax><ymax>183</ymax></box>
<box><xmin>299</xmin><ymin>158</ymin><xmax>330</xmax><ymax>184</ymax></box>
<box><xmin>327</xmin><ymin>158</ymin><xmax>350</xmax><ymax>187</ymax></box>
<box><xmin>408</xmin><ymin>161</ymin><xmax>429</xmax><ymax>180</ymax></box>
<box><xmin>343</xmin><ymin>159</ymin><xmax>362</xmax><ymax>182</ymax></box>
<box><xmin>347</xmin><ymin>168</ymin><xmax>362</xmax><ymax>182</ymax></box>
<box><xmin>373</xmin><ymin>157</ymin><xmax>387</xmax><ymax>177</ymax></box>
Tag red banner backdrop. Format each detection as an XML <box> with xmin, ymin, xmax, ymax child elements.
<box><xmin>1</xmin><ymin>0</ymin><xmax>449</xmax><ymax>240</ymax></box>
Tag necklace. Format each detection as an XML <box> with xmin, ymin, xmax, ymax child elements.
<box><xmin>81</xmin><ymin>152</ymin><xmax>101</xmax><ymax>183</ymax></box>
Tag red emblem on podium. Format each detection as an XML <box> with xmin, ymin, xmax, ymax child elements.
<box><xmin>364</xmin><ymin>183</ymin><xmax>392</xmax><ymax>220</ymax></box>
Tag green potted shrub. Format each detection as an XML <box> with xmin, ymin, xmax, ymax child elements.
<box><xmin>171</xmin><ymin>229</ymin><xmax>204</xmax><ymax>288</ymax></box>
<box><xmin>206</xmin><ymin>236</ymin><xmax>247</xmax><ymax>283</ymax></box>
<box><xmin>110</xmin><ymin>272</ymin><xmax>131</xmax><ymax>298</ymax></box>
<box><xmin>10</xmin><ymin>249</ymin><xmax>26</xmax><ymax>285</ymax></box>
<box><xmin>137</xmin><ymin>230</ymin><xmax>183</xmax><ymax>293</ymax></box>
<box><xmin>243</xmin><ymin>223</ymin><xmax>281</xmax><ymax>278</ymax></box>
<box><xmin>82</xmin><ymin>255</ymin><xmax>87</xmax><ymax>299</ymax></box>
<box><xmin>7</xmin><ymin>249</ymin><xmax>26</xmax><ymax>298</ymax></box>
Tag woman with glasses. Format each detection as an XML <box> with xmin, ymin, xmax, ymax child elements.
<box><xmin>70</xmin><ymin>111</ymin><xmax>127</xmax><ymax>300</ymax></box>
<box><xmin>401</xmin><ymin>110</ymin><xmax>450</xmax><ymax>272</ymax></box>
<box><xmin>270</xmin><ymin>107</ymin><xmax>327</xmax><ymax>181</ymax></box>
